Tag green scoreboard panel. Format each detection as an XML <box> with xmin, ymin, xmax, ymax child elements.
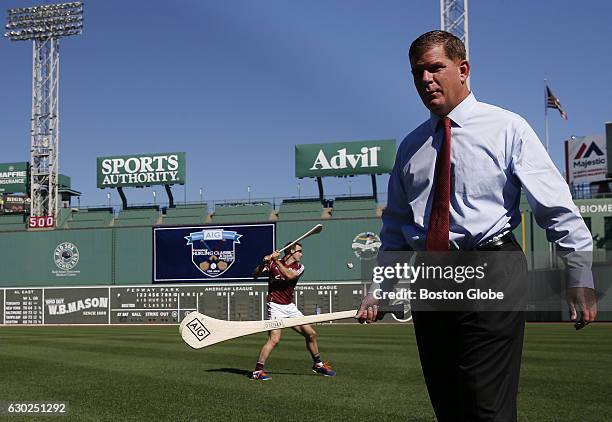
<box><xmin>108</xmin><ymin>285</ymin><xmax>269</xmax><ymax>324</ymax></box>
<box><xmin>111</xmin><ymin>286</ymin><xmax>181</xmax><ymax>324</ymax></box>
<box><xmin>1</xmin><ymin>283</ymin><xmax>399</xmax><ymax>325</ymax></box>
<box><xmin>4</xmin><ymin>289</ymin><xmax>43</xmax><ymax>324</ymax></box>
<box><xmin>295</xmin><ymin>283</ymin><xmax>366</xmax><ymax>321</ymax></box>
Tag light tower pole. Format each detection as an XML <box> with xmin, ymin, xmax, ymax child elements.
<box><xmin>440</xmin><ymin>0</ymin><xmax>469</xmax><ymax>85</ymax></box>
<box><xmin>5</xmin><ymin>2</ymin><xmax>83</xmax><ymax>228</ymax></box>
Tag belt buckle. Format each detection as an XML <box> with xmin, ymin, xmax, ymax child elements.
<box><xmin>479</xmin><ymin>232</ymin><xmax>508</xmax><ymax>250</ymax></box>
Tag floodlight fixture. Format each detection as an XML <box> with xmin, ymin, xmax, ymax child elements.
<box><xmin>4</xmin><ymin>2</ymin><xmax>84</xmax><ymax>226</ymax></box>
<box><xmin>5</xmin><ymin>2</ymin><xmax>83</xmax><ymax>41</ymax></box>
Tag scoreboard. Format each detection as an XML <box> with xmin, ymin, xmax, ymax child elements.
<box><xmin>0</xmin><ymin>282</ymin><xmax>409</xmax><ymax>325</ymax></box>
<box><xmin>4</xmin><ymin>289</ymin><xmax>43</xmax><ymax>324</ymax></box>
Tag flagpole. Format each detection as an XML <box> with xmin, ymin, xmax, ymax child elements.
<box><xmin>543</xmin><ymin>78</ymin><xmax>553</xmax><ymax>267</ymax></box>
<box><xmin>544</xmin><ymin>79</ymin><xmax>549</xmax><ymax>151</ymax></box>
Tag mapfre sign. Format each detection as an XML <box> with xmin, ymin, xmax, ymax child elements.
<box><xmin>97</xmin><ymin>152</ymin><xmax>186</xmax><ymax>188</ymax></box>
<box><xmin>295</xmin><ymin>140</ymin><xmax>395</xmax><ymax>178</ymax></box>
<box><xmin>565</xmin><ymin>135</ymin><xmax>607</xmax><ymax>184</ymax></box>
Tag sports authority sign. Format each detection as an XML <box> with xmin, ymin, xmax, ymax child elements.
<box><xmin>565</xmin><ymin>135</ymin><xmax>607</xmax><ymax>184</ymax></box>
<box><xmin>97</xmin><ymin>152</ymin><xmax>186</xmax><ymax>188</ymax></box>
<box><xmin>295</xmin><ymin>140</ymin><xmax>395</xmax><ymax>178</ymax></box>
<box><xmin>0</xmin><ymin>162</ymin><xmax>28</xmax><ymax>193</ymax></box>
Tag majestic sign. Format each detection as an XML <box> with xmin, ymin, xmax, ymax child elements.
<box><xmin>0</xmin><ymin>162</ymin><xmax>28</xmax><ymax>193</ymax></box>
<box><xmin>566</xmin><ymin>135</ymin><xmax>607</xmax><ymax>184</ymax></box>
<box><xmin>97</xmin><ymin>152</ymin><xmax>186</xmax><ymax>188</ymax></box>
<box><xmin>153</xmin><ymin>223</ymin><xmax>275</xmax><ymax>283</ymax></box>
<box><xmin>295</xmin><ymin>140</ymin><xmax>395</xmax><ymax>178</ymax></box>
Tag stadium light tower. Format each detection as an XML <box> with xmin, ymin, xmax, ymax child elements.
<box><xmin>5</xmin><ymin>2</ymin><xmax>83</xmax><ymax>228</ymax></box>
<box><xmin>440</xmin><ymin>0</ymin><xmax>469</xmax><ymax>85</ymax></box>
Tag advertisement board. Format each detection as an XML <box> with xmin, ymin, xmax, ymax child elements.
<box><xmin>295</xmin><ymin>139</ymin><xmax>395</xmax><ymax>178</ymax></box>
<box><xmin>97</xmin><ymin>152</ymin><xmax>186</xmax><ymax>188</ymax></box>
<box><xmin>566</xmin><ymin>135</ymin><xmax>607</xmax><ymax>184</ymax></box>
<box><xmin>0</xmin><ymin>162</ymin><xmax>28</xmax><ymax>193</ymax></box>
<box><xmin>44</xmin><ymin>288</ymin><xmax>109</xmax><ymax>324</ymax></box>
<box><xmin>153</xmin><ymin>223</ymin><xmax>275</xmax><ymax>282</ymax></box>
<box><xmin>1</xmin><ymin>194</ymin><xmax>30</xmax><ymax>214</ymax></box>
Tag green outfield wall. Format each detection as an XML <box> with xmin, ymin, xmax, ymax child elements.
<box><xmin>0</xmin><ymin>217</ymin><xmax>381</xmax><ymax>286</ymax></box>
<box><xmin>0</xmin><ymin>196</ymin><xmax>610</xmax><ymax>322</ymax></box>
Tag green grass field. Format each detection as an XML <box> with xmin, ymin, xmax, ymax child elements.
<box><xmin>0</xmin><ymin>323</ymin><xmax>610</xmax><ymax>421</ymax></box>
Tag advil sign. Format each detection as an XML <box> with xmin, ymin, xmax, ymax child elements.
<box><xmin>295</xmin><ymin>140</ymin><xmax>395</xmax><ymax>178</ymax></box>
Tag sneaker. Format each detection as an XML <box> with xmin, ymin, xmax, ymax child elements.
<box><xmin>312</xmin><ymin>361</ymin><xmax>336</xmax><ymax>377</ymax></box>
<box><xmin>251</xmin><ymin>370</ymin><xmax>271</xmax><ymax>381</ymax></box>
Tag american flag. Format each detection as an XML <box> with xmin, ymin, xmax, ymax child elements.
<box><xmin>546</xmin><ymin>86</ymin><xmax>568</xmax><ymax>120</ymax></box>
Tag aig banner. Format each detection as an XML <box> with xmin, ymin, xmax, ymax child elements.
<box><xmin>295</xmin><ymin>139</ymin><xmax>395</xmax><ymax>178</ymax></box>
<box><xmin>97</xmin><ymin>152</ymin><xmax>186</xmax><ymax>188</ymax></box>
<box><xmin>565</xmin><ymin>135</ymin><xmax>607</xmax><ymax>184</ymax></box>
<box><xmin>0</xmin><ymin>162</ymin><xmax>28</xmax><ymax>193</ymax></box>
<box><xmin>153</xmin><ymin>223</ymin><xmax>275</xmax><ymax>283</ymax></box>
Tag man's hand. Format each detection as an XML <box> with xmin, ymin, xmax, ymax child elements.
<box><xmin>567</xmin><ymin>287</ymin><xmax>597</xmax><ymax>330</ymax></box>
<box><xmin>263</xmin><ymin>250</ymin><xmax>280</xmax><ymax>262</ymax></box>
<box><xmin>355</xmin><ymin>294</ymin><xmax>385</xmax><ymax>324</ymax></box>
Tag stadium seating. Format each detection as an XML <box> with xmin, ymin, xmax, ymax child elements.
<box><xmin>114</xmin><ymin>207</ymin><xmax>161</xmax><ymax>227</ymax></box>
<box><xmin>0</xmin><ymin>214</ymin><xmax>26</xmax><ymax>231</ymax></box>
<box><xmin>330</xmin><ymin>196</ymin><xmax>377</xmax><ymax>218</ymax></box>
<box><xmin>161</xmin><ymin>204</ymin><xmax>209</xmax><ymax>226</ymax></box>
<box><xmin>278</xmin><ymin>198</ymin><xmax>327</xmax><ymax>220</ymax></box>
<box><xmin>64</xmin><ymin>208</ymin><xmax>114</xmax><ymax>229</ymax></box>
<box><xmin>211</xmin><ymin>202</ymin><xmax>273</xmax><ymax>223</ymax></box>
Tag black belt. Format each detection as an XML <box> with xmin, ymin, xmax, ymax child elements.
<box><xmin>476</xmin><ymin>233</ymin><xmax>517</xmax><ymax>251</ymax></box>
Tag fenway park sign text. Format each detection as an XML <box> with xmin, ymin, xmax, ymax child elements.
<box><xmin>97</xmin><ymin>152</ymin><xmax>186</xmax><ymax>188</ymax></box>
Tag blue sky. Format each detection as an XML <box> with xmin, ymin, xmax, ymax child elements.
<box><xmin>1</xmin><ymin>0</ymin><xmax>611</xmax><ymax>207</ymax></box>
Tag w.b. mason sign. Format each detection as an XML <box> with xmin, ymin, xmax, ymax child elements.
<box><xmin>295</xmin><ymin>140</ymin><xmax>395</xmax><ymax>178</ymax></box>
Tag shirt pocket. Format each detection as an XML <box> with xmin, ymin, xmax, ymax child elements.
<box><xmin>453</xmin><ymin>165</ymin><xmax>506</xmax><ymax>198</ymax></box>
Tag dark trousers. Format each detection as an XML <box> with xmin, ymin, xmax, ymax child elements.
<box><xmin>412</xmin><ymin>242</ymin><xmax>526</xmax><ymax>421</ymax></box>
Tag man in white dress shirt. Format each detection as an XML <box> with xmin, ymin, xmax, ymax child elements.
<box><xmin>356</xmin><ymin>30</ymin><xmax>597</xmax><ymax>421</ymax></box>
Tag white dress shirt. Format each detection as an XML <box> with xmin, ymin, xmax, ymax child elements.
<box><xmin>382</xmin><ymin>93</ymin><xmax>593</xmax><ymax>288</ymax></box>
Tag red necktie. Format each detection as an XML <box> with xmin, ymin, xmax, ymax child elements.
<box><xmin>426</xmin><ymin>116</ymin><xmax>451</xmax><ymax>251</ymax></box>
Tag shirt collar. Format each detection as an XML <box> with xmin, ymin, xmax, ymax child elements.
<box><xmin>429</xmin><ymin>92</ymin><xmax>477</xmax><ymax>132</ymax></box>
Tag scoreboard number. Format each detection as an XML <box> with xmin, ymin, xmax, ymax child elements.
<box><xmin>28</xmin><ymin>215</ymin><xmax>55</xmax><ymax>229</ymax></box>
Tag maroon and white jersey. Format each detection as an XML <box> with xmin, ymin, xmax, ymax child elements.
<box><xmin>266</xmin><ymin>260</ymin><xmax>305</xmax><ymax>305</ymax></box>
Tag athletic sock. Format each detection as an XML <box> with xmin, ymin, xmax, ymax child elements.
<box><xmin>312</xmin><ymin>354</ymin><xmax>322</xmax><ymax>366</ymax></box>
<box><xmin>255</xmin><ymin>361</ymin><xmax>265</xmax><ymax>372</ymax></box>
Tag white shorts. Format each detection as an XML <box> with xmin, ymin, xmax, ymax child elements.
<box><xmin>266</xmin><ymin>302</ymin><xmax>304</xmax><ymax>320</ymax></box>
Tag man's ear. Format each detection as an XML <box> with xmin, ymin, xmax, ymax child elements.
<box><xmin>458</xmin><ymin>59</ymin><xmax>470</xmax><ymax>83</ymax></box>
